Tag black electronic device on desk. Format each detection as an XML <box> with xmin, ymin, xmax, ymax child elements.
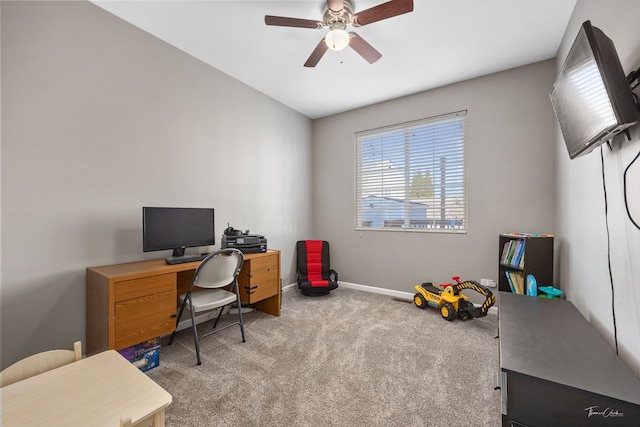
<box><xmin>221</xmin><ymin>225</ymin><xmax>267</xmax><ymax>254</ymax></box>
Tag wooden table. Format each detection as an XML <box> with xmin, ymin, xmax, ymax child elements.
<box><xmin>1</xmin><ymin>350</ymin><xmax>172</xmax><ymax>426</ymax></box>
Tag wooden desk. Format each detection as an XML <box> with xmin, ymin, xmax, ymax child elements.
<box><xmin>1</xmin><ymin>350</ymin><xmax>172</xmax><ymax>427</ymax></box>
<box><xmin>86</xmin><ymin>250</ymin><xmax>280</xmax><ymax>355</ymax></box>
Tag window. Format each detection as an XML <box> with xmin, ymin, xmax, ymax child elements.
<box><xmin>355</xmin><ymin>110</ymin><xmax>467</xmax><ymax>233</ymax></box>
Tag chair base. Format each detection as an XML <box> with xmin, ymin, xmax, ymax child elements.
<box><xmin>300</xmin><ymin>288</ymin><xmax>332</xmax><ymax>297</ymax></box>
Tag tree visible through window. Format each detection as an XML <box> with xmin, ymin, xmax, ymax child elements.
<box><xmin>355</xmin><ymin>111</ymin><xmax>467</xmax><ymax>232</ymax></box>
<box><xmin>410</xmin><ymin>170</ymin><xmax>434</xmax><ymax>199</ymax></box>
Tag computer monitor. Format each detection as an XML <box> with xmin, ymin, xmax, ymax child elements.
<box><xmin>142</xmin><ymin>207</ymin><xmax>215</xmax><ymax>257</ymax></box>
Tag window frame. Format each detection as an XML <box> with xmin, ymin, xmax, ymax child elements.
<box><xmin>354</xmin><ymin>110</ymin><xmax>468</xmax><ymax>234</ymax></box>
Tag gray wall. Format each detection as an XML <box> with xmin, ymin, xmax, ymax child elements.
<box><xmin>312</xmin><ymin>61</ymin><xmax>557</xmax><ymax>294</ymax></box>
<box><xmin>1</xmin><ymin>1</ymin><xmax>313</xmax><ymax>368</ymax></box>
<box><xmin>555</xmin><ymin>0</ymin><xmax>640</xmax><ymax>375</ymax></box>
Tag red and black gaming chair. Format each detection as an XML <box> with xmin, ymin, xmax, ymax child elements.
<box><xmin>296</xmin><ymin>240</ymin><xmax>339</xmax><ymax>296</ymax></box>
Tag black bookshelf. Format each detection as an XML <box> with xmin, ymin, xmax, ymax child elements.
<box><xmin>498</xmin><ymin>233</ymin><xmax>553</xmax><ymax>294</ymax></box>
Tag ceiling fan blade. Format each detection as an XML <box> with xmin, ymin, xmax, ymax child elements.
<box><xmin>265</xmin><ymin>15</ymin><xmax>323</xmax><ymax>29</ymax></box>
<box><xmin>348</xmin><ymin>32</ymin><xmax>382</xmax><ymax>64</ymax></box>
<box><xmin>352</xmin><ymin>0</ymin><xmax>413</xmax><ymax>26</ymax></box>
<box><xmin>304</xmin><ymin>38</ymin><xmax>329</xmax><ymax>67</ymax></box>
<box><xmin>327</xmin><ymin>0</ymin><xmax>344</xmax><ymax>13</ymax></box>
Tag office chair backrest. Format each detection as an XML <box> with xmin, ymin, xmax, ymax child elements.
<box><xmin>194</xmin><ymin>249</ymin><xmax>244</xmax><ymax>289</ymax></box>
<box><xmin>0</xmin><ymin>341</ymin><xmax>82</xmax><ymax>387</ymax></box>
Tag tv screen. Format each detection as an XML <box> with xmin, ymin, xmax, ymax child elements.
<box><xmin>550</xmin><ymin>20</ymin><xmax>639</xmax><ymax>159</ymax></box>
<box><xmin>143</xmin><ymin>207</ymin><xmax>215</xmax><ymax>257</ymax></box>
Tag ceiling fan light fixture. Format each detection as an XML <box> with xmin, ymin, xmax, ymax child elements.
<box><xmin>325</xmin><ymin>28</ymin><xmax>350</xmax><ymax>51</ymax></box>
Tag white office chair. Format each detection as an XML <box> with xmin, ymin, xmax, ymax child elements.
<box><xmin>0</xmin><ymin>341</ymin><xmax>82</xmax><ymax>387</ymax></box>
<box><xmin>168</xmin><ymin>249</ymin><xmax>245</xmax><ymax>365</ymax></box>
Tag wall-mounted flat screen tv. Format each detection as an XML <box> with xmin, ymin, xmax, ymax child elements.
<box><xmin>550</xmin><ymin>20</ymin><xmax>639</xmax><ymax>159</ymax></box>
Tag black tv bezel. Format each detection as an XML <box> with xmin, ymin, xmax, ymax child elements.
<box><xmin>550</xmin><ymin>20</ymin><xmax>639</xmax><ymax>159</ymax></box>
<box><xmin>142</xmin><ymin>206</ymin><xmax>215</xmax><ymax>255</ymax></box>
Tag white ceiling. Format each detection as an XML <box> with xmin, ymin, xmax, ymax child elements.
<box><xmin>90</xmin><ymin>0</ymin><xmax>577</xmax><ymax>119</ymax></box>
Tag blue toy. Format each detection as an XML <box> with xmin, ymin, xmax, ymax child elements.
<box><xmin>526</xmin><ymin>274</ymin><xmax>537</xmax><ymax>296</ymax></box>
<box><xmin>538</xmin><ymin>286</ymin><xmax>563</xmax><ymax>299</ymax></box>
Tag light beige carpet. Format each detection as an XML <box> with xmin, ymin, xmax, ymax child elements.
<box><xmin>148</xmin><ymin>287</ymin><xmax>501</xmax><ymax>426</ymax></box>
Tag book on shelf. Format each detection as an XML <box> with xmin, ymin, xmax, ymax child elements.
<box><xmin>514</xmin><ymin>273</ymin><xmax>525</xmax><ymax>294</ymax></box>
<box><xmin>501</xmin><ymin>239</ymin><xmax>526</xmax><ymax>268</ymax></box>
<box><xmin>518</xmin><ymin>248</ymin><xmax>525</xmax><ymax>268</ymax></box>
<box><xmin>511</xmin><ymin>240</ymin><xmax>523</xmax><ymax>267</ymax></box>
<box><xmin>506</xmin><ymin>240</ymin><xmax>518</xmax><ymax>265</ymax></box>
<box><xmin>505</xmin><ymin>270</ymin><xmax>525</xmax><ymax>294</ymax></box>
<box><xmin>500</xmin><ymin>240</ymin><xmax>511</xmax><ymax>264</ymax></box>
<box><xmin>504</xmin><ymin>270</ymin><xmax>516</xmax><ymax>293</ymax></box>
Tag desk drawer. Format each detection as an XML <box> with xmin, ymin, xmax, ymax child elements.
<box><xmin>247</xmin><ymin>255</ymin><xmax>276</xmax><ymax>273</ymax></box>
<box><xmin>114</xmin><ymin>289</ymin><xmax>176</xmax><ymax>350</ymax></box>
<box><xmin>238</xmin><ymin>253</ymin><xmax>279</xmax><ymax>303</ymax></box>
<box><xmin>242</xmin><ymin>268</ymin><xmax>278</xmax><ymax>302</ymax></box>
<box><xmin>114</xmin><ymin>273</ymin><xmax>176</xmax><ymax>302</ymax></box>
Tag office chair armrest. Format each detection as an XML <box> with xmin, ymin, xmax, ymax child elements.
<box><xmin>329</xmin><ymin>269</ymin><xmax>338</xmax><ymax>282</ymax></box>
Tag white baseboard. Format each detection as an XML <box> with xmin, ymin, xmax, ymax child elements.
<box><xmin>339</xmin><ymin>281</ymin><xmax>416</xmax><ymax>300</ymax></box>
<box><xmin>284</xmin><ymin>281</ymin><xmax>497</xmax><ymax>316</ymax></box>
<box><xmin>282</xmin><ymin>282</ymin><xmax>297</xmax><ymax>293</ymax></box>
<box><xmin>283</xmin><ymin>281</ymin><xmax>413</xmax><ymax>300</ymax></box>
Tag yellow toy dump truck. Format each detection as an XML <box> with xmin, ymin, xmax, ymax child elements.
<box><xmin>413</xmin><ymin>276</ymin><xmax>495</xmax><ymax>321</ymax></box>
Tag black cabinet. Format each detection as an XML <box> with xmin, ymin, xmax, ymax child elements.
<box><xmin>497</xmin><ymin>292</ymin><xmax>640</xmax><ymax>426</ymax></box>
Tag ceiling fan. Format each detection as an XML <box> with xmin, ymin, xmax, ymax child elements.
<box><xmin>265</xmin><ymin>0</ymin><xmax>414</xmax><ymax>67</ymax></box>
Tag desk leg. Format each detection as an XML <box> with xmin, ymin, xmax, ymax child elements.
<box><xmin>252</xmin><ymin>293</ymin><xmax>281</xmax><ymax>317</ymax></box>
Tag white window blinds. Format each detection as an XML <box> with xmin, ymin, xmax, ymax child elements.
<box><xmin>355</xmin><ymin>110</ymin><xmax>467</xmax><ymax>233</ymax></box>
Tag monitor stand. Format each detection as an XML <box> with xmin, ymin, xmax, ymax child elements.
<box><xmin>165</xmin><ymin>247</ymin><xmax>192</xmax><ymax>264</ymax></box>
<box><xmin>165</xmin><ymin>247</ymin><xmax>207</xmax><ymax>265</ymax></box>
<box><xmin>172</xmin><ymin>247</ymin><xmax>186</xmax><ymax>257</ymax></box>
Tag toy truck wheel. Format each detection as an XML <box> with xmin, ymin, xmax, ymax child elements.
<box><xmin>440</xmin><ymin>303</ymin><xmax>456</xmax><ymax>321</ymax></box>
<box><xmin>413</xmin><ymin>293</ymin><xmax>427</xmax><ymax>309</ymax></box>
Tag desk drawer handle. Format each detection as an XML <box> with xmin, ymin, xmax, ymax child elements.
<box><xmin>244</xmin><ymin>285</ymin><xmax>258</xmax><ymax>295</ymax></box>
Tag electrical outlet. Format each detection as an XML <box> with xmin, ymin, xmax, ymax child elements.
<box><xmin>481</xmin><ymin>278</ymin><xmax>497</xmax><ymax>287</ymax></box>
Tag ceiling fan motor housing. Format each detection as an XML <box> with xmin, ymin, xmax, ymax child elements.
<box><xmin>323</xmin><ymin>0</ymin><xmax>354</xmax><ymax>28</ymax></box>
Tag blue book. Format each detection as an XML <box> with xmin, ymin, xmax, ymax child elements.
<box><xmin>505</xmin><ymin>271</ymin><xmax>515</xmax><ymax>293</ymax></box>
<box><xmin>512</xmin><ymin>240</ymin><xmax>524</xmax><ymax>267</ymax></box>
